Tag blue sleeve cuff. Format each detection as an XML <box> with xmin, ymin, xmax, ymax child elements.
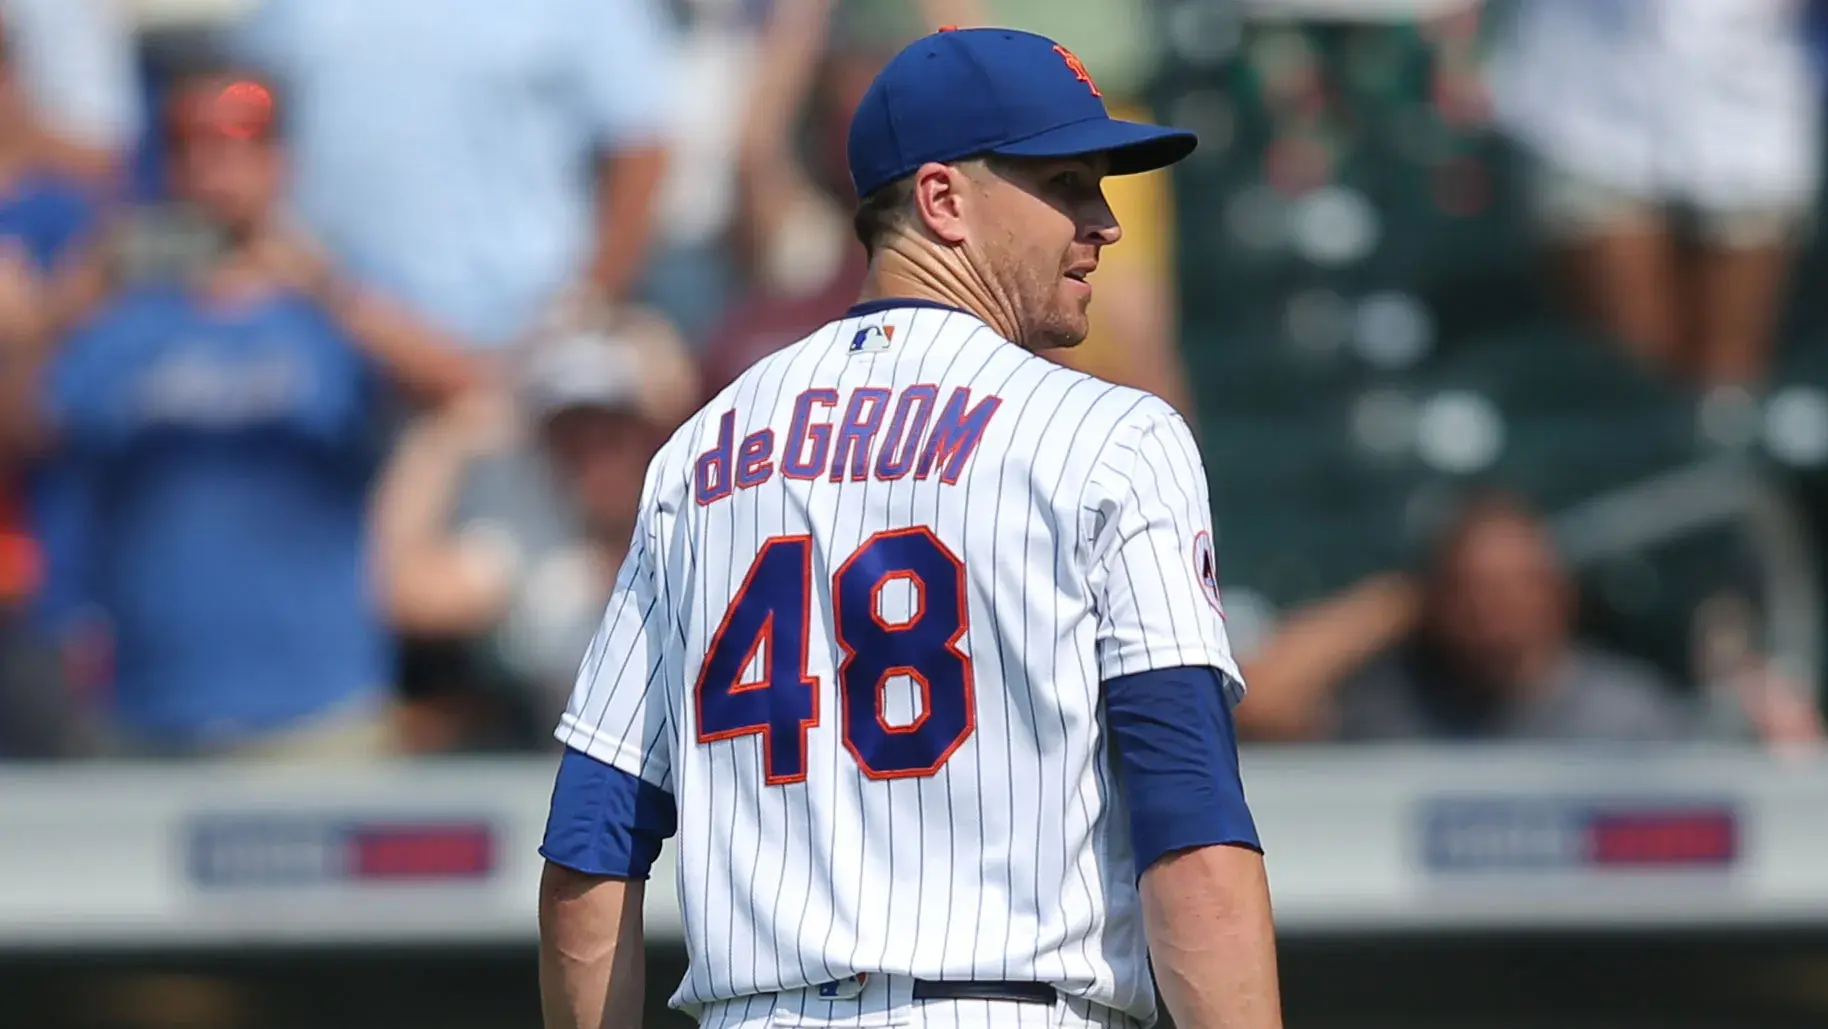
<box><xmin>1105</xmin><ymin>665</ymin><xmax>1261</xmax><ymax>878</ymax></box>
<box><xmin>539</xmin><ymin>747</ymin><xmax>678</xmax><ymax>879</ymax></box>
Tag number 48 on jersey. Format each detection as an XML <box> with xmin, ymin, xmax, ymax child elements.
<box><xmin>694</xmin><ymin>527</ymin><xmax>977</xmax><ymax>784</ymax></box>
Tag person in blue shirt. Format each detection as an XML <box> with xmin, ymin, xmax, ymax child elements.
<box><xmin>9</xmin><ymin>65</ymin><xmax>476</xmax><ymax>758</ymax></box>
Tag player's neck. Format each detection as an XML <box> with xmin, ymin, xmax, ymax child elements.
<box><xmin>860</xmin><ymin>246</ymin><xmax>1023</xmax><ymax>346</ymax></box>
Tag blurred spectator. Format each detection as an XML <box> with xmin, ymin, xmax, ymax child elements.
<box><xmin>654</xmin><ymin>0</ymin><xmax>911</xmax><ymax>349</ymax></box>
<box><xmin>1488</xmin><ymin>0</ymin><xmax>1822</xmax><ymax>390</ymax></box>
<box><xmin>730</xmin><ymin>0</ymin><xmax>852</xmax><ymax>303</ymax></box>
<box><xmin>4</xmin><ymin>66</ymin><xmax>474</xmax><ymax>759</ymax></box>
<box><xmin>697</xmin><ymin>0</ymin><xmax>875</xmax><ymax>395</ymax></box>
<box><xmin>4</xmin><ymin>430</ymin><xmax>90</xmax><ymax>760</ymax></box>
<box><xmin>373</xmin><ymin>311</ymin><xmax>697</xmax><ymax>746</ymax></box>
<box><xmin>647</xmin><ymin>0</ymin><xmax>777</xmax><ymax>346</ymax></box>
<box><xmin>0</xmin><ymin>10</ymin><xmax>112</xmax><ymax>759</ymax></box>
<box><xmin>0</xmin><ymin>0</ymin><xmax>138</xmax><ymax>183</ymax></box>
<box><xmin>227</xmin><ymin>0</ymin><xmax>677</xmax><ymax>350</ymax></box>
<box><xmin>0</xmin><ymin>8</ymin><xmax>105</xmax><ymax>297</ymax></box>
<box><xmin>1236</xmin><ymin>492</ymin><xmax>1703</xmax><ymax>743</ymax></box>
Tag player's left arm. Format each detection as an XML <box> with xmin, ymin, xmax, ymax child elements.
<box><xmin>1086</xmin><ymin>405</ymin><xmax>1283</xmax><ymax>1028</ymax></box>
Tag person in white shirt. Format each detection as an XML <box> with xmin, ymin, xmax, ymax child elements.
<box><xmin>1488</xmin><ymin>0</ymin><xmax>1821</xmax><ymax>390</ymax></box>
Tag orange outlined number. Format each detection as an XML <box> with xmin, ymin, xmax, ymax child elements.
<box><xmin>694</xmin><ymin>535</ymin><xmax>820</xmax><ymax>784</ymax></box>
<box><xmin>696</xmin><ymin>529</ymin><xmax>978</xmax><ymax>784</ymax></box>
<box><xmin>834</xmin><ymin>527</ymin><xmax>975</xmax><ymax>780</ymax></box>
<box><xmin>1053</xmin><ymin>45</ymin><xmax>1101</xmax><ymax>98</ymax></box>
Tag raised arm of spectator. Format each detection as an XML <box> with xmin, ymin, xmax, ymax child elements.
<box><xmin>2</xmin><ymin>0</ymin><xmax>138</xmax><ymax>184</ymax></box>
<box><xmin>738</xmin><ymin>0</ymin><xmax>831</xmax><ymax>159</ymax></box>
<box><xmin>0</xmin><ymin>244</ymin><xmax>48</xmax><ymax>457</ymax></box>
<box><xmin>250</xmin><ymin>227</ymin><xmax>482</xmax><ymax>406</ymax></box>
<box><xmin>369</xmin><ymin>393</ymin><xmax>520</xmax><ymax>638</ymax></box>
<box><xmin>319</xmin><ymin>279</ymin><xmax>483</xmax><ymax>406</ymax></box>
<box><xmin>570</xmin><ymin>0</ymin><xmax>677</xmax><ymax>314</ymax></box>
<box><xmin>731</xmin><ymin>0</ymin><xmax>982</xmax><ymax>233</ymax></box>
<box><xmin>1234</xmin><ymin>573</ymin><xmax>1423</xmax><ymax>741</ymax></box>
<box><xmin>0</xmin><ymin>233</ymin><xmax>110</xmax><ymax>458</ymax></box>
<box><xmin>732</xmin><ymin>0</ymin><xmax>834</xmax><ymax>270</ymax></box>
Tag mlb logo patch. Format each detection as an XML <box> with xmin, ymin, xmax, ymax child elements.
<box><xmin>849</xmin><ymin>323</ymin><xmax>895</xmax><ymax>354</ymax></box>
<box><xmin>816</xmin><ymin>973</ymin><xmax>869</xmax><ymax>999</ymax></box>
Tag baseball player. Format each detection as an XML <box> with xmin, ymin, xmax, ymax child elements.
<box><xmin>537</xmin><ymin>26</ymin><xmax>1281</xmax><ymax>1029</ymax></box>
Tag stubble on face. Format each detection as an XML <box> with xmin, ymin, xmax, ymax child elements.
<box><xmin>962</xmin><ymin>157</ymin><xmax>1112</xmax><ymax>352</ymax></box>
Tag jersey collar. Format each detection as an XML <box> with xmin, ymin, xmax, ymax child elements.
<box><xmin>845</xmin><ymin>297</ymin><xmax>980</xmax><ymax>320</ymax></box>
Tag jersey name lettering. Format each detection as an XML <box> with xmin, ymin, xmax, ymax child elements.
<box><xmin>694</xmin><ymin>385</ymin><xmax>1001</xmax><ymax>504</ymax></box>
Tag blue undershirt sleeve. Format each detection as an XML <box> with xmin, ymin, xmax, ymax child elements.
<box><xmin>1104</xmin><ymin>664</ymin><xmax>1262</xmax><ymax>878</ymax></box>
<box><xmin>539</xmin><ymin>746</ymin><xmax>678</xmax><ymax>879</ymax></box>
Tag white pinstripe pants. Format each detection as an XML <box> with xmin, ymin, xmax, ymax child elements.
<box><xmin>689</xmin><ymin>974</ymin><xmax>1144</xmax><ymax>1028</ymax></box>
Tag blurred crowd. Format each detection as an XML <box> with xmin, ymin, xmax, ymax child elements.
<box><xmin>0</xmin><ymin>0</ymin><xmax>1826</xmax><ymax>762</ymax></box>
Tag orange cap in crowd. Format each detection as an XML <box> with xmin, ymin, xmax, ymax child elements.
<box><xmin>169</xmin><ymin>76</ymin><xmax>280</xmax><ymax>144</ymax></box>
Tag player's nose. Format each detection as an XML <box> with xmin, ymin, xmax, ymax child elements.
<box><xmin>1082</xmin><ymin>196</ymin><xmax>1122</xmax><ymax>246</ymax></box>
<box><xmin>1083</xmin><ymin>219</ymin><xmax>1121</xmax><ymax>247</ymax></box>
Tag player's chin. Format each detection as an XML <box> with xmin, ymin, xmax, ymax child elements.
<box><xmin>1036</xmin><ymin>312</ymin><xmax>1090</xmax><ymax>350</ymax></box>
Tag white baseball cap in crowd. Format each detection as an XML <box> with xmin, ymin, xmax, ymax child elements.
<box><xmin>519</xmin><ymin>315</ymin><xmax>700</xmax><ymax>428</ymax></box>
<box><xmin>521</xmin><ymin>330</ymin><xmax>645</xmax><ymax>420</ymax></box>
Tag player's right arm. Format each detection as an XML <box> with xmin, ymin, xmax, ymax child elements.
<box><xmin>1086</xmin><ymin>402</ymin><xmax>1283</xmax><ymax>1029</ymax></box>
<box><xmin>538</xmin><ymin>744</ymin><xmax>675</xmax><ymax>1028</ymax></box>
<box><xmin>538</xmin><ymin>857</ymin><xmax>648</xmax><ymax>1029</ymax></box>
<box><xmin>538</xmin><ymin>467</ymin><xmax>680</xmax><ymax>1029</ymax></box>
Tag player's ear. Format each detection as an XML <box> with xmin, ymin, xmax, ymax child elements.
<box><xmin>910</xmin><ymin>161</ymin><xmax>969</xmax><ymax>246</ymax></box>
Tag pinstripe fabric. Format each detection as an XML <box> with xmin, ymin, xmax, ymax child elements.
<box><xmin>556</xmin><ymin>303</ymin><xmax>1240</xmax><ymax>1023</ymax></box>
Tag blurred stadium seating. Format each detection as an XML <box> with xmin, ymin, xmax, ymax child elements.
<box><xmin>3</xmin><ymin>2</ymin><xmax>1828</xmax><ymax>1028</ymax></box>
<box><xmin>1156</xmin><ymin>5</ymin><xmax>1828</xmax><ymax>706</ymax></box>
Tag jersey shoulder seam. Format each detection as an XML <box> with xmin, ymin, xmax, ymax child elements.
<box><xmin>1079</xmin><ymin>391</ymin><xmax>1185</xmax><ymax>503</ymax></box>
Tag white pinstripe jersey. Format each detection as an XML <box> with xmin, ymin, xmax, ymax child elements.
<box><xmin>557</xmin><ymin>300</ymin><xmax>1243</xmax><ymax>1023</ymax></box>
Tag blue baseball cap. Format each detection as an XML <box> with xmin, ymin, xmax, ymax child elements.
<box><xmin>846</xmin><ymin>27</ymin><xmax>1197</xmax><ymax>201</ymax></box>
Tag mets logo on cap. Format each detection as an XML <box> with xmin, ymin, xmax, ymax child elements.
<box><xmin>849</xmin><ymin>323</ymin><xmax>895</xmax><ymax>354</ymax></box>
<box><xmin>1193</xmin><ymin>530</ymin><xmax>1224</xmax><ymax>616</ymax></box>
<box><xmin>1052</xmin><ymin>44</ymin><xmax>1101</xmax><ymax>97</ymax></box>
